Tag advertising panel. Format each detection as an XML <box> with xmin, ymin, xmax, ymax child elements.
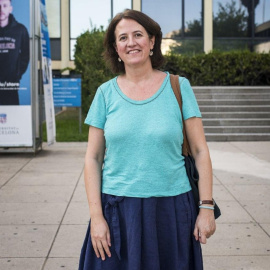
<box><xmin>0</xmin><ymin>0</ymin><xmax>32</xmax><ymax>147</ymax></box>
<box><xmin>53</xmin><ymin>78</ymin><xmax>82</xmax><ymax>107</ymax></box>
<box><xmin>40</xmin><ymin>0</ymin><xmax>55</xmax><ymax>145</ymax></box>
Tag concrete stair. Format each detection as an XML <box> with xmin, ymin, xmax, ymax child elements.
<box><xmin>193</xmin><ymin>86</ymin><xmax>270</xmax><ymax>141</ymax></box>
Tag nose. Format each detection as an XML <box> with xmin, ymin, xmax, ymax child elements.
<box><xmin>127</xmin><ymin>36</ymin><xmax>136</xmax><ymax>46</ymax></box>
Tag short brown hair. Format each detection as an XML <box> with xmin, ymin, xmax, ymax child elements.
<box><xmin>103</xmin><ymin>9</ymin><xmax>165</xmax><ymax>74</ymax></box>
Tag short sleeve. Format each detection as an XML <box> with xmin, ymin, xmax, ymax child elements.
<box><xmin>84</xmin><ymin>87</ymin><xmax>106</xmax><ymax>129</ymax></box>
<box><xmin>180</xmin><ymin>77</ymin><xmax>201</xmax><ymax>120</ymax></box>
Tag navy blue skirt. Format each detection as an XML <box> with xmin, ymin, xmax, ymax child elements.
<box><xmin>79</xmin><ymin>191</ymin><xmax>203</xmax><ymax>270</ymax></box>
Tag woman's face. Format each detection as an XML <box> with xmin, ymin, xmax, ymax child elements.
<box><xmin>114</xmin><ymin>18</ymin><xmax>155</xmax><ymax>69</ymax></box>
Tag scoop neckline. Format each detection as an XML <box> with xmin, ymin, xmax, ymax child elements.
<box><xmin>112</xmin><ymin>72</ymin><xmax>169</xmax><ymax>105</ymax></box>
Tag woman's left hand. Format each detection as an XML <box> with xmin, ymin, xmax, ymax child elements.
<box><xmin>193</xmin><ymin>209</ymin><xmax>216</xmax><ymax>244</ymax></box>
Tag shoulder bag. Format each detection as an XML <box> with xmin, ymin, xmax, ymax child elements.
<box><xmin>170</xmin><ymin>74</ymin><xmax>221</xmax><ymax>219</ymax></box>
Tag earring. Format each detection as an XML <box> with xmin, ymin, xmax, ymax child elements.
<box><xmin>118</xmin><ymin>57</ymin><xmax>122</xmax><ymax>62</ymax></box>
<box><xmin>149</xmin><ymin>50</ymin><xmax>153</xmax><ymax>56</ymax></box>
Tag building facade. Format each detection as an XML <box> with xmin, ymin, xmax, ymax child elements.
<box><xmin>46</xmin><ymin>0</ymin><xmax>270</xmax><ymax>74</ymax></box>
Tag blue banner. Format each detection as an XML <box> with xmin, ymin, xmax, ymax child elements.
<box><xmin>53</xmin><ymin>78</ymin><xmax>82</xmax><ymax>107</ymax></box>
<box><xmin>40</xmin><ymin>0</ymin><xmax>56</xmax><ymax>145</ymax></box>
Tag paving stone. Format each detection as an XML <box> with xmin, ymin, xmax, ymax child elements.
<box><xmin>213</xmin><ymin>171</ymin><xmax>270</xmax><ymax>185</ymax></box>
<box><xmin>202</xmin><ymin>223</ymin><xmax>270</xmax><ymax>256</ymax></box>
<box><xmin>213</xmin><ymin>185</ymin><xmax>235</xmax><ymax>201</ymax></box>
<box><xmin>0</xmin><ymin>186</ymin><xmax>75</xmax><ymax>203</ymax></box>
<box><xmin>210</xmin><ymin>150</ymin><xmax>270</xmax><ymax>180</ymax></box>
<box><xmin>22</xmin><ymin>162</ymin><xmax>83</xmax><ymax>173</ymax></box>
<box><xmin>0</xmin><ymin>225</ymin><xmax>57</xmax><ymax>257</ymax></box>
<box><xmin>260</xmin><ymin>224</ymin><xmax>270</xmax><ymax>236</ymax></box>
<box><xmin>7</xmin><ymin>171</ymin><xmax>81</xmax><ymax>186</ymax></box>
<box><xmin>49</xmin><ymin>224</ymin><xmax>88</xmax><ymax>258</ymax></box>
<box><xmin>203</xmin><ymin>255</ymin><xmax>270</xmax><ymax>270</ymax></box>
<box><xmin>0</xmin><ymin>203</ymin><xmax>67</xmax><ymax>225</ymax></box>
<box><xmin>241</xmin><ymin>201</ymin><xmax>270</xmax><ymax>223</ymax></box>
<box><xmin>226</xmin><ymin>185</ymin><xmax>270</xmax><ymax>201</ymax></box>
<box><xmin>72</xmin><ymin>185</ymin><xmax>88</xmax><ymax>203</ymax></box>
<box><xmin>43</xmin><ymin>258</ymin><xmax>79</xmax><ymax>270</ymax></box>
<box><xmin>230</xmin><ymin>141</ymin><xmax>270</xmax><ymax>155</ymax></box>
<box><xmin>62</xmin><ymin>202</ymin><xmax>90</xmax><ymax>225</ymax></box>
<box><xmin>215</xmin><ymin>201</ymin><xmax>253</xmax><ymax>224</ymax></box>
<box><xmin>0</xmin><ymin>258</ymin><xmax>44</xmax><ymax>270</ymax></box>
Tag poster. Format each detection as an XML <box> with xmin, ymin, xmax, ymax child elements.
<box><xmin>40</xmin><ymin>0</ymin><xmax>55</xmax><ymax>145</ymax></box>
<box><xmin>0</xmin><ymin>0</ymin><xmax>32</xmax><ymax>147</ymax></box>
<box><xmin>53</xmin><ymin>78</ymin><xmax>81</xmax><ymax>107</ymax></box>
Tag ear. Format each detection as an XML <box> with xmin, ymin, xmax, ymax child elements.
<box><xmin>113</xmin><ymin>43</ymin><xmax>118</xmax><ymax>53</ymax></box>
<box><xmin>150</xmin><ymin>36</ymin><xmax>155</xmax><ymax>50</ymax></box>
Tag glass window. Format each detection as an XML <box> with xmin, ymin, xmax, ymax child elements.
<box><xmin>142</xmin><ymin>0</ymin><xmax>182</xmax><ymax>38</ymax></box>
<box><xmin>113</xmin><ymin>0</ymin><xmax>132</xmax><ymax>16</ymax></box>
<box><xmin>255</xmin><ymin>0</ymin><xmax>270</xmax><ymax>25</ymax></box>
<box><xmin>70</xmin><ymin>0</ymin><xmax>131</xmax><ymax>59</ymax></box>
<box><xmin>46</xmin><ymin>0</ymin><xmax>61</xmax><ymax>38</ymax></box>
<box><xmin>70</xmin><ymin>0</ymin><xmax>111</xmax><ymax>39</ymax></box>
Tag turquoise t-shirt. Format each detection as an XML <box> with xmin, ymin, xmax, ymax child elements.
<box><xmin>85</xmin><ymin>72</ymin><xmax>201</xmax><ymax>198</ymax></box>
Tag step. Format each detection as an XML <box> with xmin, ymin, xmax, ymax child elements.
<box><xmin>202</xmin><ymin>118</ymin><xmax>270</xmax><ymax>126</ymax></box>
<box><xmin>198</xmin><ymin>99</ymin><xmax>270</xmax><ymax>106</ymax></box>
<box><xmin>201</xmin><ymin>112</ymin><xmax>270</xmax><ymax>119</ymax></box>
<box><xmin>195</xmin><ymin>93</ymin><xmax>270</xmax><ymax>99</ymax></box>
<box><xmin>203</xmin><ymin>126</ymin><xmax>270</xmax><ymax>133</ymax></box>
<box><xmin>193</xmin><ymin>87</ymin><xmax>270</xmax><ymax>94</ymax></box>
<box><xmin>205</xmin><ymin>133</ymin><xmax>270</xmax><ymax>141</ymax></box>
<box><xmin>199</xmin><ymin>105</ymin><xmax>270</xmax><ymax>112</ymax></box>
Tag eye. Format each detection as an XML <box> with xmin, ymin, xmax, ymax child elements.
<box><xmin>135</xmin><ymin>33</ymin><xmax>142</xmax><ymax>38</ymax></box>
<box><xmin>119</xmin><ymin>36</ymin><xmax>127</xmax><ymax>41</ymax></box>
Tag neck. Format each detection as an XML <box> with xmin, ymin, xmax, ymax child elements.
<box><xmin>0</xmin><ymin>18</ymin><xmax>9</xmax><ymax>28</ymax></box>
<box><xmin>124</xmin><ymin>61</ymin><xmax>155</xmax><ymax>83</ymax></box>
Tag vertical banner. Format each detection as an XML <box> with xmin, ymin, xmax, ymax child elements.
<box><xmin>0</xmin><ymin>0</ymin><xmax>32</xmax><ymax>147</ymax></box>
<box><xmin>40</xmin><ymin>0</ymin><xmax>55</xmax><ymax>145</ymax></box>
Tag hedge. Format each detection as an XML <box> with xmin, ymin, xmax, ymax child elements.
<box><xmin>162</xmin><ymin>50</ymin><xmax>270</xmax><ymax>86</ymax></box>
<box><xmin>74</xmin><ymin>29</ymin><xmax>270</xmax><ymax>114</ymax></box>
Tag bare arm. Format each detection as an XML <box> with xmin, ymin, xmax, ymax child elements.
<box><xmin>84</xmin><ymin>126</ymin><xmax>111</xmax><ymax>260</ymax></box>
<box><xmin>185</xmin><ymin>117</ymin><xmax>216</xmax><ymax>244</ymax></box>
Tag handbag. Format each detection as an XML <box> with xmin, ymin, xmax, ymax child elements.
<box><xmin>170</xmin><ymin>74</ymin><xmax>221</xmax><ymax>219</ymax></box>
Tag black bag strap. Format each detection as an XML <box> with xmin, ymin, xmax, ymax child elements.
<box><xmin>170</xmin><ymin>74</ymin><xmax>192</xmax><ymax>157</ymax></box>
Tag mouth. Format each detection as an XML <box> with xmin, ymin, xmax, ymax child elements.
<box><xmin>127</xmin><ymin>50</ymin><xmax>140</xmax><ymax>54</ymax></box>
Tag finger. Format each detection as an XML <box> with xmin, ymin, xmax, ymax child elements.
<box><xmin>107</xmin><ymin>231</ymin><xmax>111</xmax><ymax>247</ymax></box>
<box><xmin>101</xmin><ymin>239</ymin><xmax>111</xmax><ymax>258</ymax></box>
<box><xmin>199</xmin><ymin>232</ymin><xmax>207</xmax><ymax>244</ymax></box>
<box><xmin>92</xmin><ymin>240</ymin><xmax>100</xmax><ymax>258</ymax></box>
<box><xmin>97</xmin><ymin>241</ymin><xmax>106</xmax><ymax>260</ymax></box>
<box><xmin>193</xmin><ymin>226</ymin><xmax>199</xmax><ymax>241</ymax></box>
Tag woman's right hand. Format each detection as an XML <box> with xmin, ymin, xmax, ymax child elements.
<box><xmin>90</xmin><ymin>215</ymin><xmax>111</xmax><ymax>260</ymax></box>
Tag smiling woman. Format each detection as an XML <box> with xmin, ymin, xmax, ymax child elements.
<box><xmin>78</xmin><ymin>9</ymin><xmax>216</xmax><ymax>270</ymax></box>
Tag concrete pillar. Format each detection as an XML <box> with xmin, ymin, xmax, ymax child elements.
<box><xmin>204</xmin><ymin>0</ymin><xmax>213</xmax><ymax>53</ymax></box>
<box><xmin>132</xmin><ymin>0</ymin><xmax>141</xmax><ymax>11</ymax></box>
<box><xmin>60</xmin><ymin>0</ymin><xmax>72</xmax><ymax>73</ymax></box>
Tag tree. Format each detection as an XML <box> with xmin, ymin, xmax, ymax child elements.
<box><xmin>241</xmin><ymin>0</ymin><xmax>260</xmax><ymax>37</ymax></box>
<box><xmin>170</xmin><ymin>0</ymin><xmax>248</xmax><ymax>54</ymax></box>
<box><xmin>213</xmin><ymin>0</ymin><xmax>248</xmax><ymax>37</ymax></box>
<box><xmin>74</xmin><ymin>28</ymin><xmax>114</xmax><ymax>114</ymax></box>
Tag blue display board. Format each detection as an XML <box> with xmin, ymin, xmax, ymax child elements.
<box><xmin>53</xmin><ymin>78</ymin><xmax>82</xmax><ymax>107</ymax></box>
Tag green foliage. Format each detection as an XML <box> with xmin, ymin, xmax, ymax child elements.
<box><xmin>170</xmin><ymin>40</ymin><xmax>204</xmax><ymax>56</ymax></box>
<box><xmin>74</xmin><ymin>28</ymin><xmax>114</xmax><ymax>114</ymax></box>
<box><xmin>43</xmin><ymin>109</ymin><xmax>89</xmax><ymax>142</ymax></box>
<box><xmin>162</xmin><ymin>50</ymin><xmax>270</xmax><ymax>86</ymax></box>
<box><xmin>213</xmin><ymin>0</ymin><xmax>248</xmax><ymax>37</ymax></box>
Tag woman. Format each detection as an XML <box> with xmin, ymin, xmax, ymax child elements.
<box><xmin>79</xmin><ymin>9</ymin><xmax>216</xmax><ymax>270</ymax></box>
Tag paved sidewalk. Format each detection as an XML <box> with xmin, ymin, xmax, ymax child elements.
<box><xmin>0</xmin><ymin>141</ymin><xmax>270</xmax><ymax>270</ymax></box>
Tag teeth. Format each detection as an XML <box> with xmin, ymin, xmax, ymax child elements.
<box><xmin>129</xmin><ymin>50</ymin><xmax>139</xmax><ymax>54</ymax></box>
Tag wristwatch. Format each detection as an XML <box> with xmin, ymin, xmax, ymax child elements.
<box><xmin>198</xmin><ymin>199</ymin><xmax>216</xmax><ymax>206</ymax></box>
